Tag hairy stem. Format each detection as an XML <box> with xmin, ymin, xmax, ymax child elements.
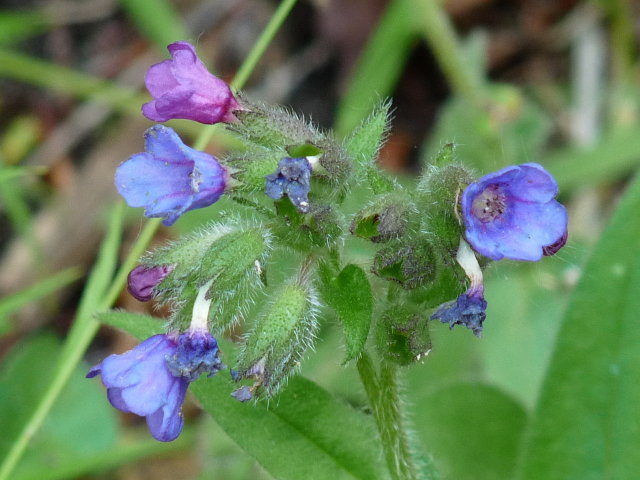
<box><xmin>357</xmin><ymin>352</ymin><xmax>421</xmax><ymax>480</ymax></box>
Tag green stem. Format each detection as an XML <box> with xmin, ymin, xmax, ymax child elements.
<box><xmin>357</xmin><ymin>352</ymin><xmax>420</xmax><ymax>480</ymax></box>
<box><xmin>0</xmin><ymin>1</ymin><xmax>298</xmax><ymax>476</ymax></box>
<box><xmin>412</xmin><ymin>0</ymin><xmax>484</xmax><ymax>106</ymax></box>
<box><xmin>0</xmin><ymin>203</ymin><xmax>125</xmax><ymax>480</ymax></box>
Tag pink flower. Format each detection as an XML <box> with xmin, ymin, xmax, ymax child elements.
<box><xmin>142</xmin><ymin>41</ymin><xmax>240</xmax><ymax>124</ymax></box>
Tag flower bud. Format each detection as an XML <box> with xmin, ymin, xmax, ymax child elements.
<box><xmin>375</xmin><ymin>302</ymin><xmax>432</xmax><ymax>366</ymax></box>
<box><xmin>139</xmin><ymin>221</ymin><xmax>272</xmax><ymax>332</ymax></box>
<box><xmin>233</xmin><ymin>269</ymin><xmax>318</xmax><ymax>398</ymax></box>
<box><xmin>371</xmin><ymin>240</ymin><xmax>437</xmax><ymax>289</ymax></box>
<box><xmin>417</xmin><ymin>148</ymin><xmax>475</xmax><ymax>252</ymax></box>
<box><xmin>350</xmin><ymin>192</ymin><xmax>415</xmax><ymax>243</ymax></box>
<box><xmin>127</xmin><ymin>264</ymin><xmax>173</xmax><ymax>301</ymax></box>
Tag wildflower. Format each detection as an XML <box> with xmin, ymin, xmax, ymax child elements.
<box><xmin>87</xmin><ymin>334</ymin><xmax>189</xmax><ymax>441</ymax></box>
<box><xmin>432</xmin><ymin>240</ymin><xmax>487</xmax><ymax>337</ymax></box>
<box><xmin>87</xmin><ymin>282</ymin><xmax>223</xmax><ymax>441</ymax></box>
<box><xmin>461</xmin><ymin>163</ymin><xmax>568</xmax><ymax>261</ymax></box>
<box><xmin>142</xmin><ymin>41</ymin><xmax>240</xmax><ymax>124</ymax></box>
<box><xmin>265</xmin><ymin>157</ymin><xmax>312</xmax><ymax>212</ymax></box>
<box><xmin>115</xmin><ymin>125</ymin><xmax>227</xmax><ymax>226</ymax></box>
<box><xmin>127</xmin><ymin>264</ymin><xmax>173</xmax><ymax>301</ymax></box>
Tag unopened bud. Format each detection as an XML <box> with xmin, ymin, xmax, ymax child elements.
<box><xmin>372</xmin><ymin>240</ymin><xmax>436</xmax><ymax>289</ymax></box>
<box><xmin>350</xmin><ymin>192</ymin><xmax>414</xmax><ymax>242</ymax></box>
<box><xmin>376</xmin><ymin>302</ymin><xmax>432</xmax><ymax>366</ymax></box>
<box><xmin>127</xmin><ymin>264</ymin><xmax>173</xmax><ymax>301</ymax></box>
<box><xmin>233</xmin><ymin>269</ymin><xmax>318</xmax><ymax>398</ymax></box>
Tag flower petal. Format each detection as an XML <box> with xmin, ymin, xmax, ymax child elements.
<box><xmin>144</xmin><ymin>59</ymin><xmax>179</xmax><ymax>98</ymax></box>
<box><xmin>145</xmin><ymin>377</ymin><xmax>188</xmax><ymax>442</ymax></box>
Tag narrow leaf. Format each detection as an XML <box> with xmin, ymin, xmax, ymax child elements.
<box><xmin>334</xmin><ymin>0</ymin><xmax>415</xmax><ymax>136</ymax></box>
<box><xmin>344</xmin><ymin>99</ymin><xmax>392</xmax><ymax>170</ymax></box>
<box><xmin>0</xmin><ymin>267</ymin><xmax>81</xmax><ymax>330</ymax></box>
<box><xmin>192</xmin><ymin>376</ymin><xmax>385</xmax><ymax>480</ymax></box>
<box><xmin>319</xmin><ymin>263</ymin><xmax>373</xmax><ymax>362</ymax></box>
<box><xmin>519</xmin><ymin>174</ymin><xmax>640</xmax><ymax>479</ymax></box>
<box><xmin>119</xmin><ymin>0</ymin><xmax>187</xmax><ymax>50</ymax></box>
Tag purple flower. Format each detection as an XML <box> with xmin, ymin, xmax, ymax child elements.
<box><xmin>87</xmin><ymin>331</ymin><xmax>223</xmax><ymax>441</ymax></box>
<box><xmin>115</xmin><ymin>125</ymin><xmax>227</xmax><ymax>226</ymax></box>
<box><xmin>127</xmin><ymin>264</ymin><xmax>173</xmax><ymax>302</ymax></box>
<box><xmin>142</xmin><ymin>41</ymin><xmax>240</xmax><ymax>124</ymax></box>
<box><xmin>87</xmin><ymin>335</ymin><xmax>187</xmax><ymax>441</ymax></box>
<box><xmin>461</xmin><ymin>163</ymin><xmax>568</xmax><ymax>261</ymax></box>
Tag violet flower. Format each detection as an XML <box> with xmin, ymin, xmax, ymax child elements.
<box><xmin>115</xmin><ymin>125</ymin><xmax>227</xmax><ymax>226</ymax></box>
<box><xmin>127</xmin><ymin>264</ymin><xmax>173</xmax><ymax>301</ymax></box>
<box><xmin>461</xmin><ymin>163</ymin><xmax>568</xmax><ymax>261</ymax></box>
<box><xmin>87</xmin><ymin>335</ymin><xmax>188</xmax><ymax>442</ymax></box>
<box><xmin>87</xmin><ymin>281</ymin><xmax>223</xmax><ymax>441</ymax></box>
<box><xmin>142</xmin><ymin>41</ymin><xmax>240</xmax><ymax>124</ymax></box>
<box><xmin>87</xmin><ymin>330</ymin><xmax>223</xmax><ymax>442</ymax></box>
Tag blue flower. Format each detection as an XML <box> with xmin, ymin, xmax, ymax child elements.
<box><xmin>115</xmin><ymin>125</ymin><xmax>227</xmax><ymax>226</ymax></box>
<box><xmin>265</xmin><ymin>157</ymin><xmax>312</xmax><ymax>212</ymax></box>
<box><xmin>87</xmin><ymin>331</ymin><xmax>223</xmax><ymax>442</ymax></box>
<box><xmin>461</xmin><ymin>163</ymin><xmax>568</xmax><ymax>261</ymax></box>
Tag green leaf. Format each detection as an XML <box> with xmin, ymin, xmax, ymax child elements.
<box><xmin>519</xmin><ymin>174</ymin><xmax>640</xmax><ymax>480</ymax></box>
<box><xmin>192</xmin><ymin>376</ymin><xmax>386</xmax><ymax>480</ymax></box>
<box><xmin>546</xmin><ymin>126</ymin><xmax>640</xmax><ymax>192</ymax></box>
<box><xmin>319</xmin><ymin>263</ymin><xmax>373</xmax><ymax>362</ymax></box>
<box><xmin>0</xmin><ymin>12</ymin><xmax>48</xmax><ymax>45</ymax></box>
<box><xmin>412</xmin><ymin>383</ymin><xmax>527</xmax><ymax>480</ymax></box>
<box><xmin>424</xmin><ymin>85</ymin><xmax>551</xmax><ymax>172</ymax></box>
<box><xmin>96</xmin><ymin>310</ymin><xmax>165</xmax><ymax>340</ymax></box>
<box><xmin>344</xmin><ymin>99</ymin><xmax>391</xmax><ymax>170</ymax></box>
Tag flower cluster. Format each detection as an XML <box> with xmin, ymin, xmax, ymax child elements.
<box><xmin>89</xmin><ymin>38</ymin><xmax>571</xmax><ymax>444</ymax></box>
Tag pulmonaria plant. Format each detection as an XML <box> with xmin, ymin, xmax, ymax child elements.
<box><xmin>91</xmin><ymin>39</ymin><xmax>570</xmax><ymax>447</ymax></box>
<box><xmin>115</xmin><ymin>125</ymin><xmax>227</xmax><ymax>226</ymax></box>
<box><xmin>143</xmin><ymin>41</ymin><xmax>241</xmax><ymax>124</ymax></box>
